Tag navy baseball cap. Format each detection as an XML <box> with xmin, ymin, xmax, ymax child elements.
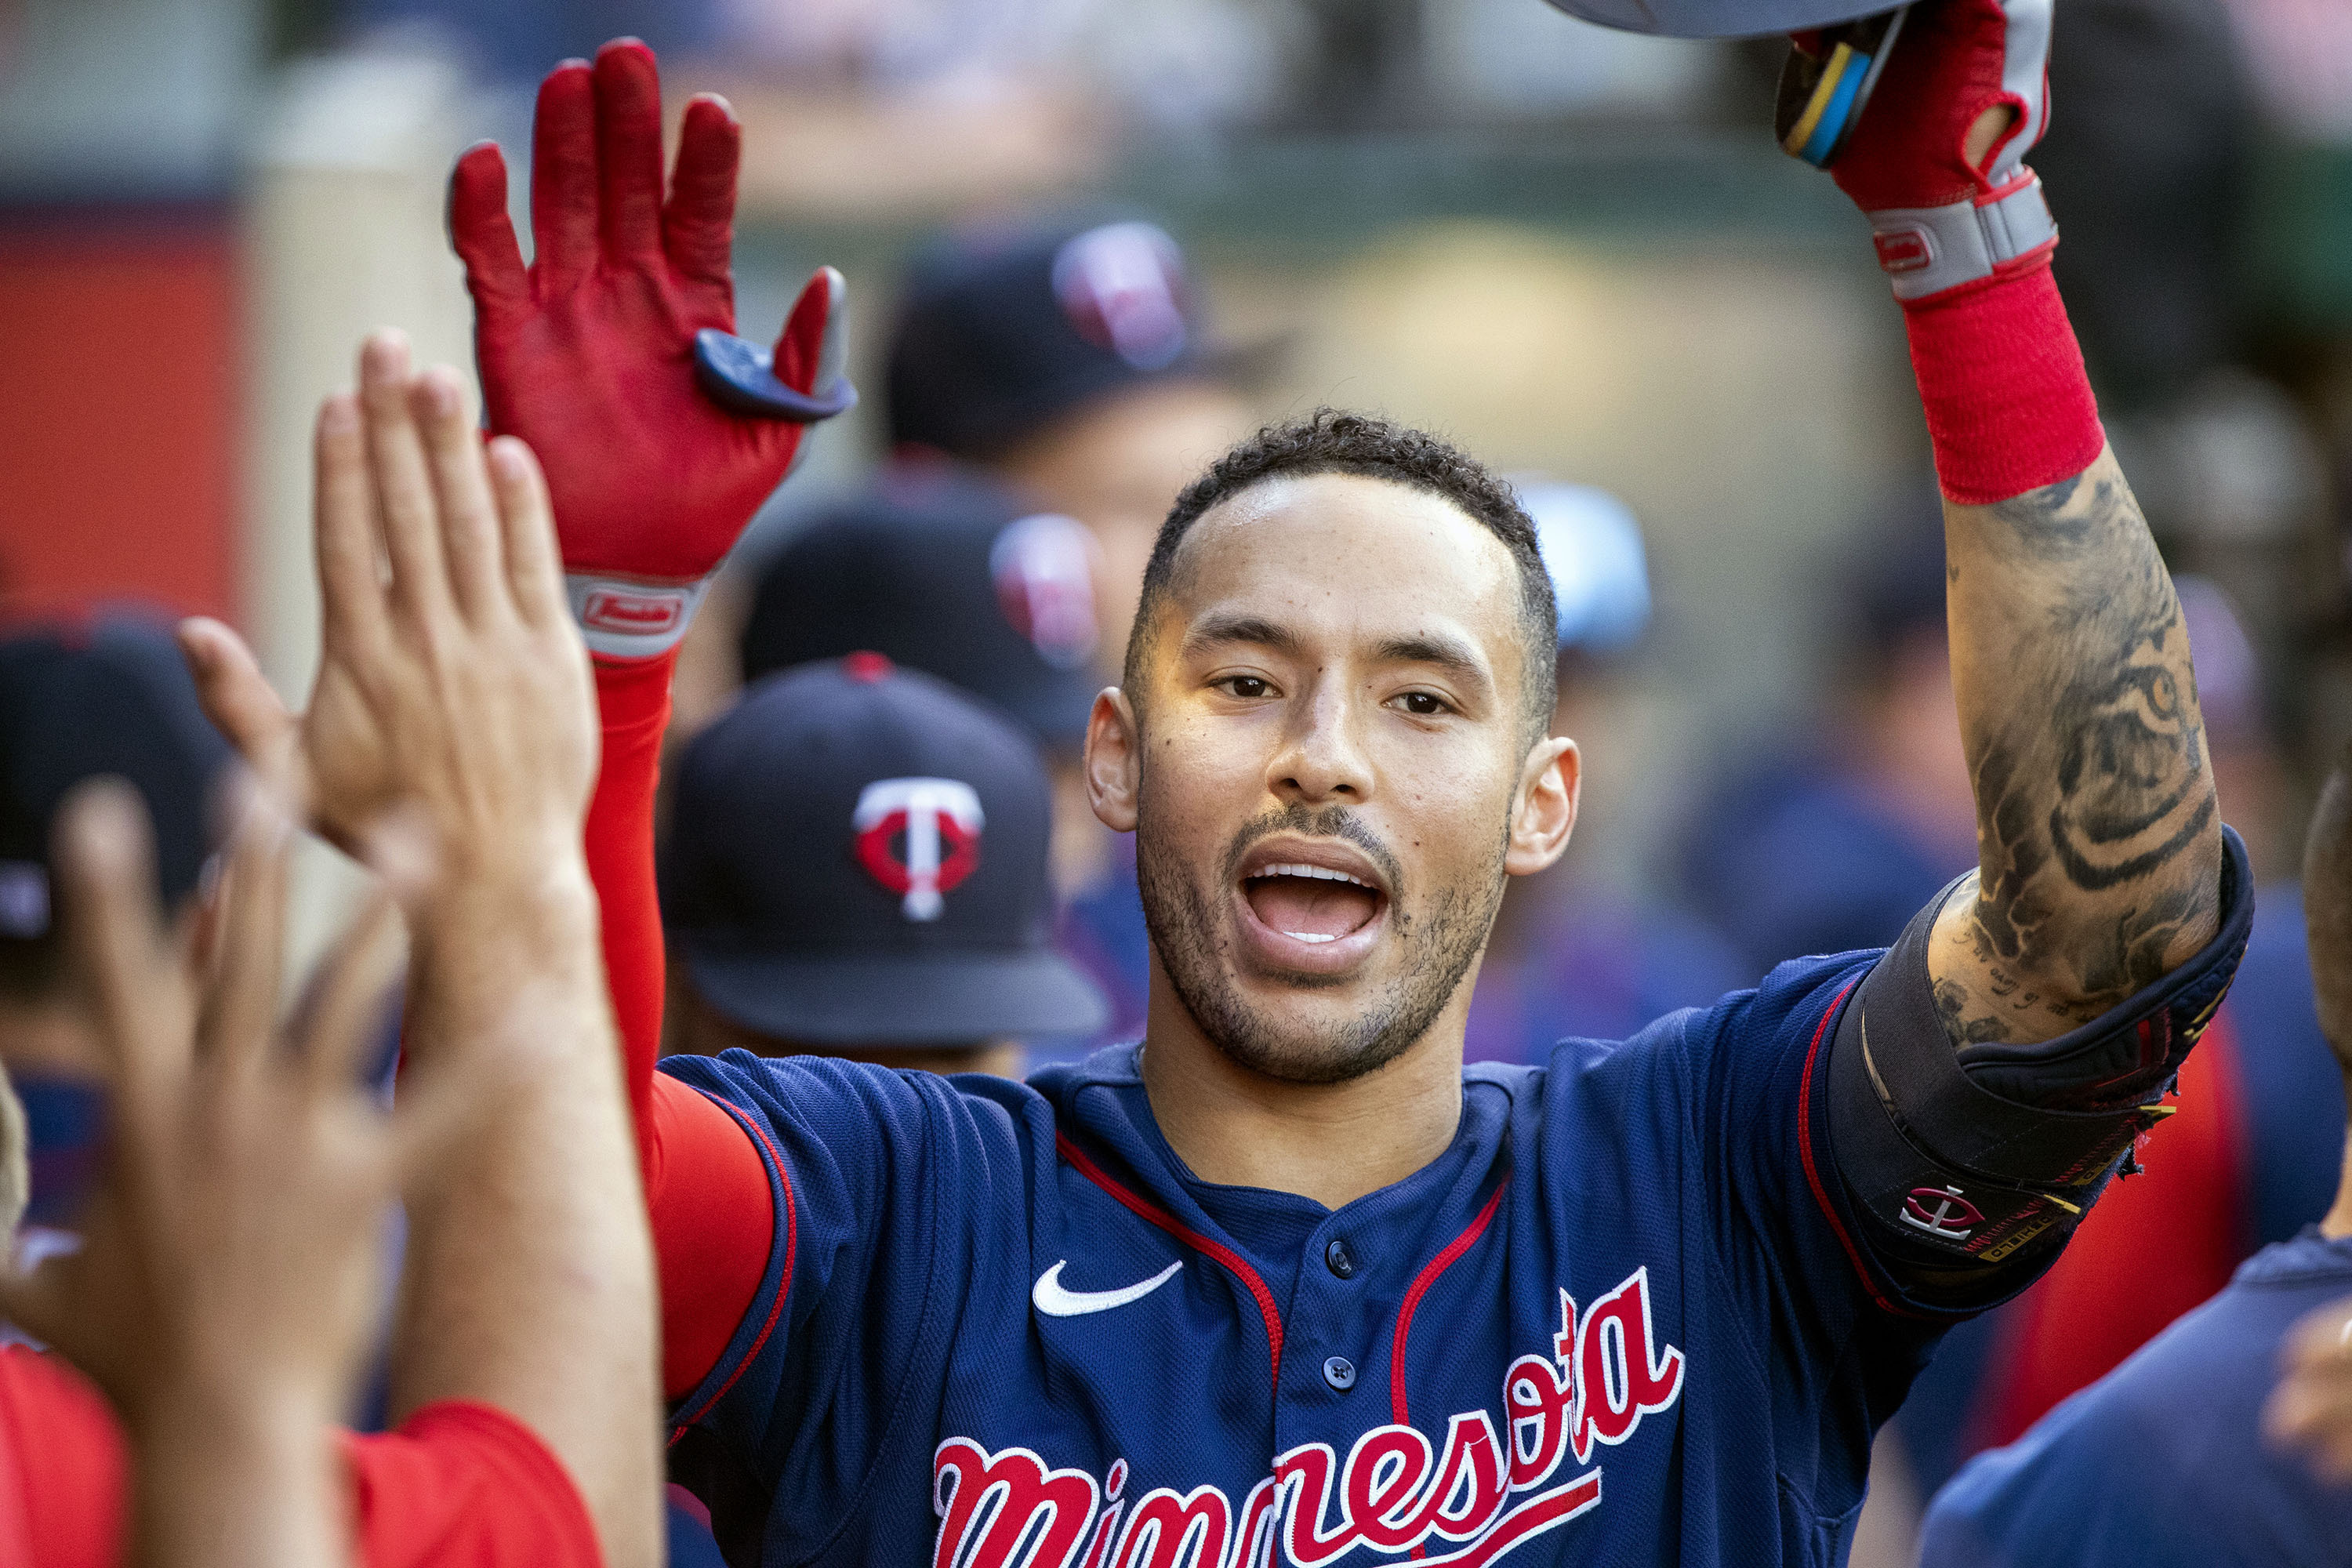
<box><xmin>661</xmin><ymin>655</ymin><xmax>1107</xmax><ymax>1047</ymax></box>
<box><xmin>0</xmin><ymin>618</ymin><xmax>231</xmax><ymax>954</ymax></box>
<box><xmin>738</xmin><ymin>470</ymin><xmax>1104</xmax><ymax>749</ymax></box>
<box><xmin>887</xmin><ymin>216</ymin><xmax>1238</xmax><ymax>461</ymax></box>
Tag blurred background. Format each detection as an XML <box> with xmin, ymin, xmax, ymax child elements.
<box><xmin>5</xmin><ymin>0</ymin><xmax>2352</xmax><ymax>1559</ymax></box>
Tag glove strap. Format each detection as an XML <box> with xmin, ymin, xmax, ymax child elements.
<box><xmin>1868</xmin><ymin>173</ymin><xmax>2057</xmax><ymax>303</ymax></box>
<box><xmin>567</xmin><ymin>573</ymin><xmax>710</xmax><ymax>660</ymax></box>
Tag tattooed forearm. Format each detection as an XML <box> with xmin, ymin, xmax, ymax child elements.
<box><xmin>1926</xmin><ymin>446</ymin><xmax>2223</xmax><ymax>1048</ymax></box>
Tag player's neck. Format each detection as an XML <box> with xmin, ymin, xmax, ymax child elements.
<box><xmin>1136</xmin><ymin>968</ymin><xmax>1470</xmax><ymax>1211</ymax></box>
<box><xmin>2322</xmin><ymin>1129</ymin><xmax>2352</xmax><ymax>1242</ymax></box>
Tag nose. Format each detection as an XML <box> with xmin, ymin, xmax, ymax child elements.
<box><xmin>1265</xmin><ymin>676</ymin><xmax>1373</xmax><ymax>805</ymax></box>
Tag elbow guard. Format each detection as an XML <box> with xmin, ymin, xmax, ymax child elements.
<box><xmin>1828</xmin><ymin>826</ymin><xmax>2252</xmax><ymax>1276</ymax></box>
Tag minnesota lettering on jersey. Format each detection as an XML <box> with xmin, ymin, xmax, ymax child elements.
<box><xmin>934</xmin><ymin>1265</ymin><xmax>1685</xmax><ymax>1568</ymax></box>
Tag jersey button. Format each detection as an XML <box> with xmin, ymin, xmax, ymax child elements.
<box><xmin>1324</xmin><ymin>1239</ymin><xmax>1356</xmax><ymax>1279</ymax></box>
<box><xmin>1322</xmin><ymin>1356</ymin><xmax>1357</xmax><ymax>1392</ymax></box>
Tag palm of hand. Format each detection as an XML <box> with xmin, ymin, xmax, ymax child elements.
<box><xmin>479</xmin><ymin>263</ymin><xmax>793</xmax><ymax>586</ymax></box>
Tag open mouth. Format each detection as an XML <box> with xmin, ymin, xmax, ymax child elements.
<box><xmin>1240</xmin><ymin>861</ymin><xmax>1387</xmax><ymax>946</ymax></box>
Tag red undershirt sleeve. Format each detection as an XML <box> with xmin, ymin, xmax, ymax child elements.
<box><xmin>347</xmin><ymin>1399</ymin><xmax>601</xmax><ymax>1568</ymax></box>
<box><xmin>587</xmin><ymin>651</ymin><xmax>775</xmax><ymax>1399</ymax></box>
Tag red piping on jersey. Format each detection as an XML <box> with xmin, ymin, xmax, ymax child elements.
<box><xmin>671</xmin><ymin>1091</ymin><xmax>798</xmax><ymax>1440</ymax></box>
<box><xmin>1055</xmin><ymin>1133</ymin><xmax>1287</xmax><ymax>1386</ymax></box>
<box><xmin>1796</xmin><ymin>978</ymin><xmax>1924</xmax><ymax>1319</ymax></box>
<box><xmin>1391</xmin><ymin>1181</ymin><xmax>1510</xmax><ymax>1428</ymax></box>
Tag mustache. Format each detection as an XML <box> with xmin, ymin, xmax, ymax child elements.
<box><xmin>1219</xmin><ymin>804</ymin><xmax>1403</xmax><ymax>896</ymax></box>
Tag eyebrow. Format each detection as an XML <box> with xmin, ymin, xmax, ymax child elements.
<box><xmin>1178</xmin><ymin>612</ymin><xmax>1302</xmax><ymax>661</ymax></box>
<box><xmin>1376</xmin><ymin>632</ymin><xmax>1494</xmax><ymax>699</ymax></box>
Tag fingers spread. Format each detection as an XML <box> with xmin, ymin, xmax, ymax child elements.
<box><xmin>358</xmin><ymin>332</ymin><xmax>456</xmax><ymax>631</ymax></box>
<box><xmin>195</xmin><ymin>777</ymin><xmax>294</xmax><ymax>1080</ymax></box>
<box><xmin>52</xmin><ymin>781</ymin><xmax>181</xmax><ymax>1138</ymax></box>
<box><xmin>485</xmin><ymin>436</ymin><xmax>567</xmax><ymax>626</ymax></box>
<box><xmin>296</xmin><ymin>891</ymin><xmax>405</xmax><ymax>1102</ymax></box>
<box><xmin>662</xmin><ymin>94</ymin><xmax>740</xmax><ymax>294</ymax></box>
<box><xmin>529</xmin><ymin>60</ymin><xmax>598</xmax><ymax>296</ymax></box>
<box><xmin>593</xmin><ymin>38</ymin><xmax>666</xmax><ymax>265</ymax></box>
<box><xmin>448</xmin><ymin>143</ymin><xmax>528</xmax><ymax>316</ymax></box>
<box><xmin>312</xmin><ymin>393</ymin><xmax>392</xmax><ymax>662</ymax></box>
<box><xmin>409</xmin><ymin>366</ymin><xmax>509</xmax><ymax>626</ymax></box>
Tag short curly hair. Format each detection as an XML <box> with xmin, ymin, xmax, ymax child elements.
<box><xmin>1124</xmin><ymin>408</ymin><xmax>1558</xmax><ymax>741</ymax></box>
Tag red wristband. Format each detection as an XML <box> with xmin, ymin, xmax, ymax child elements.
<box><xmin>1900</xmin><ymin>255</ymin><xmax>2103</xmax><ymax>507</ymax></box>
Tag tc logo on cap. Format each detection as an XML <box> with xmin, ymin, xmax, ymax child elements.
<box><xmin>1051</xmin><ymin>223</ymin><xmax>1189</xmax><ymax>371</ymax></box>
<box><xmin>853</xmin><ymin>777</ymin><xmax>984</xmax><ymax>921</ymax></box>
<box><xmin>990</xmin><ymin>514</ymin><xmax>1100</xmax><ymax>670</ymax></box>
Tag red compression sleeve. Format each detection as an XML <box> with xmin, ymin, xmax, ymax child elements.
<box><xmin>585</xmin><ymin>652</ymin><xmax>774</xmax><ymax>1399</ymax></box>
<box><xmin>1900</xmin><ymin>256</ymin><xmax>2105</xmax><ymax>506</ymax></box>
<box><xmin>586</xmin><ymin>652</ymin><xmax>673</xmax><ymax>1149</ymax></box>
<box><xmin>347</xmin><ymin>1399</ymin><xmax>600</xmax><ymax>1568</ymax></box>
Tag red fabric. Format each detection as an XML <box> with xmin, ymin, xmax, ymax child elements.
<box><xmin>1900</xmin><ymin>260</ymin><xmax>2105</xmax><ymax>506</ymax></box>
<box><xmin>346</xmin><ymin>1399</ymin><xmax>601</xmax><ymax>1568</ymax></box>
<box><xmin>1828</xmin><ymin>0</ymin><xmax>2043</xmax><ymax>214</ymax></box>
<box><xmin>0</xmin><ymin>1345</ymin><xmax>125</xmax><ymax>1568</ymax></box>
<box><xmin>585</xmin><ymin>651</ymin><xmax>774</xmax><ymax>1399</ymax></box>
<box><xmin>448</xmin><ymin>41</ymin><xmax>829</xmax><ymax>590</ymax></box>
<box><xmin>1975</xmin><ymin>1006</ymin><xmax>2249</xmax><ymax>1450</ymax></box>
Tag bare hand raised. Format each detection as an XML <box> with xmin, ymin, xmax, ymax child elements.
<box><xmin>180</xmin><ymin>333</ymin><xmax>596</xmax><ymax>893</ymax></box>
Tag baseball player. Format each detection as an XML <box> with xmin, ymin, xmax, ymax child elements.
<box><xmin>1912</xmin><ymin>740</ymin><xmax>2352</xmax><ymax>1566</ymax></box>
<box><xmin>201</xmin><ymin>9</ymin><xmax>2251</xmax><ymax>1565</ymax></box>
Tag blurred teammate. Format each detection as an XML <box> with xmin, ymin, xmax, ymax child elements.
<box><xmin>206</xmin><ymin>16</ymin><xmax>2250</xmax><ymax>1565</ymax></box>
<box><xmin>1916</xmin><ymin>740</ymin><xmax>2352</xmax><ymax>1566</ymax></box>
<box><xmin>884</xmin><ymin>215</ymin><xmax>1260</xmax><ymax>671</ymax></box>
<box><xmin>737</xmin><ymin>476</ymin><xmax>1135</xmax><ymax>1045</ymax></box>
<box><xmin>2</xmin><ymin>335</ymin><xmax>661</xmax><ymax>1566</ymax></box>
<box><xmin>662</xmin><ymin>655</ymin><xmax>1105</xmax><ymax>1076</ymax></box>
<box><xmin>1461</xmin><ymin>481</ymin><xmax>1744</xmax><ymax>1058</ymax></box>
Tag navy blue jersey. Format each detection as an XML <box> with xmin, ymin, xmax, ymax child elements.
<box><xmin>658</xmin><ymin>948</ymin><xmax>1990</xmax><ymax>1568</ymax></box>
<box><xmin>1920</xmin><ymin>1229</ymin><xmax>2352</xmax><ymax>1566</ymax></box>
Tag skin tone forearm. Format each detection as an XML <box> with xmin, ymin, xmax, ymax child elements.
<box><xmin>1930</xmin><ymin>445</ymin><xmax>2223</xmax><ymax>1046</ymax></box>
<box><xmin>387</xmin><ymin>872</ymin><xmax>662</xmax><ymax>1538</ymax></box>
<box><xmin>183</xmin><ymin>336</ymin><xmax>662</xmax><ymax>1568</ymax></box>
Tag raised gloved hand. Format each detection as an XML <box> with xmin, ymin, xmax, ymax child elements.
<box><xmin>1796</xmin><ymin>0</ymin><xmax>2056</xmax><ymax>304</ymax></box>
<box><xmin>447</xmin><ymin>38</ymin><xmax>852</xmax><ymax>660</ymax></box>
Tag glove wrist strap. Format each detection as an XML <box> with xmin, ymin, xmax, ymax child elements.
<box><xmin>566</xmin><ymin>572</ymin><xmax>711</xmax><ymax>660</ymax></box>
<box><xmin>1868</xmin><ymin>173</ymin><xmax>2057</xmax><ymax>303</ymax></box>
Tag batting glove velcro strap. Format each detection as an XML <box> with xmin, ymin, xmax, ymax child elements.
<box><xmin>1867</xmin><ymin>172</ymin><xmax>2057</xmax><ymax>303</ymax></box>
<box><xmin>567</xmin><ymin>574</ymin><xmax>711</xmax><ymax>661</ymax></box>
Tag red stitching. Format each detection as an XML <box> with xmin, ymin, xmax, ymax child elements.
<box><xmin>671</xmin><ymin>1092</ymin><xmax>798</xmax><ymax>1439</ymax></box>
<box><xmin>1795</xmin><ymin>978</ymin><xmax>1924</xmax><ymax>1319</ymax></box>
<box><xmin>1390</xmin><ymin>1181</ymin><xmax>1509</xmax><ymax>1428</ymax></box>
<box><xmin>1054</xmin><ymin>1133</ymin><xmax>1286</xmax><ymax>1386</ymax></box>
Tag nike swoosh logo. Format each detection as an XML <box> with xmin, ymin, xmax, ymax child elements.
<box><xmin>1032</xmin><ymin>1259</ymin><xmax>1184</xmax><ymax>1317</ymax></box>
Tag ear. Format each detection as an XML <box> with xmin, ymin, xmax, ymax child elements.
<box><xmin>1084</xmin><ymin>688</ymin><xmax>1142</xmax><ymax>833</ymax></box>
<box><xmin>1504</xmin><ymin>735</ymin><xmax>1579</xmax><ymax>877</ymax></box>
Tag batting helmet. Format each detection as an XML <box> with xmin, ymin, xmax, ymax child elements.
<box><xmin>1540</xmin><ymin>0</ymin><xmax>1902</xmax><ymax>37</ymax></box>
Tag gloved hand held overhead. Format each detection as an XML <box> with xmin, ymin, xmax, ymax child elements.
<box><xmin>446</xmin><ymin>38</ymin><xmax>853</xmax><ymax>661</ymax></box>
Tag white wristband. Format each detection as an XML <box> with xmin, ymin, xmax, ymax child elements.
<box><xmin>565</xmin><ymin>573</ymin><xmax>710</xmax><ymax>660</ymax></box>
<box><xmin>1867</xmin><ymin>173</ymin><xmax>2058</xmax><ymax>303</ymax></box>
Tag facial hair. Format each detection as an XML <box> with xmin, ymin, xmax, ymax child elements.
<box><xmin>1136</xmin><ymin>800</ymin><xmax>1506</xmax><ymax>1086</ymax></box>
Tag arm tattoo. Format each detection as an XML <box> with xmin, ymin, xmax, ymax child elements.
<box><xmin>1930</xmin><ymin>451</ymin><xmax>2223</xmax><ymax>1047</ymax></box>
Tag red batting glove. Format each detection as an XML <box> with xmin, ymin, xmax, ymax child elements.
<box><xmin>446</xmin><ymin>38</ymin><xmax>851</xmax><ymax>660</ymax></box>
<box><xmin>1825</xmin><ymin>0</ymin><xmax>2056</xmax><ymax>305</ymax></box>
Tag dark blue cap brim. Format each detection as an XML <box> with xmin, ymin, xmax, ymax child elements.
<box><xmin>681</xmin><ymin>938</ymin><xmax>1109</xmax><ymax>1047</ymax></box>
